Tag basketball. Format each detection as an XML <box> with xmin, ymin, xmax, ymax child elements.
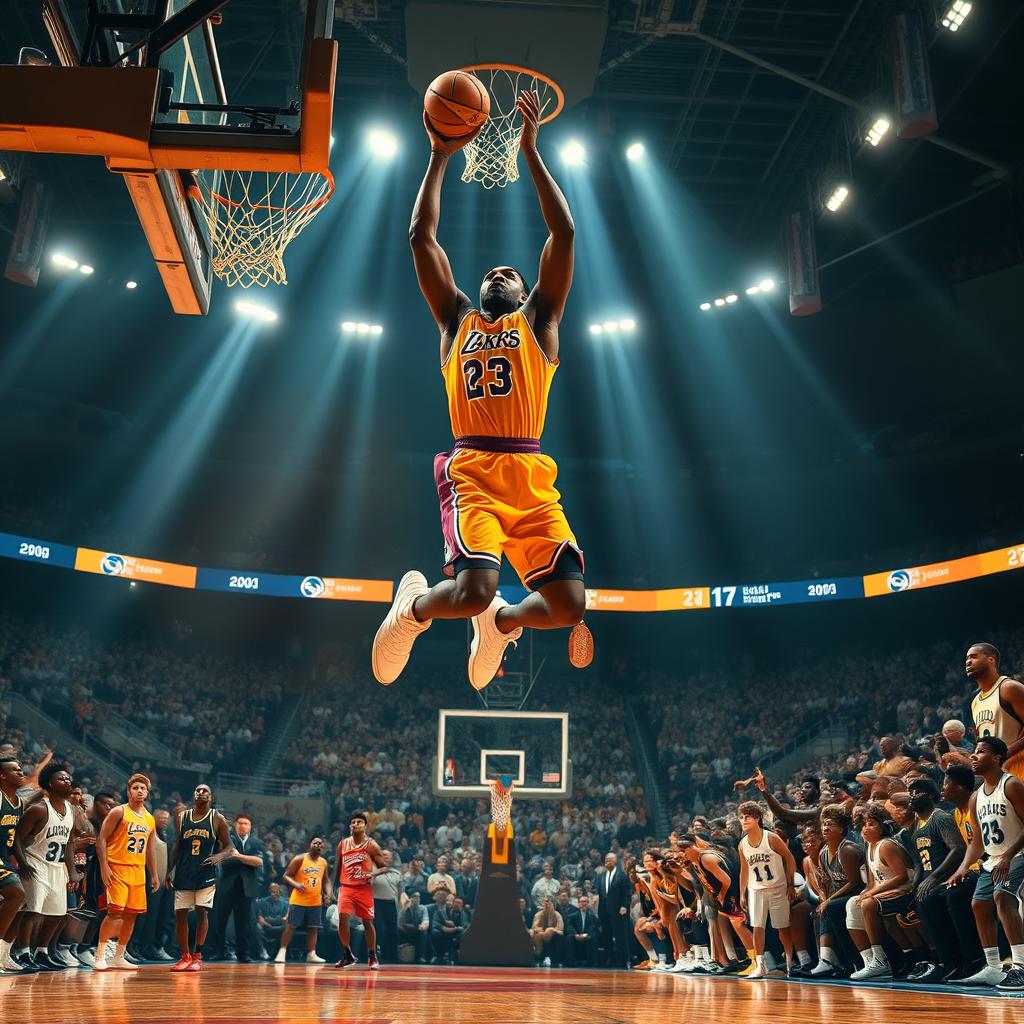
<box><xmin>424</xmin><ymin>69</ymin><xmax>490</xmax><ymax>137</ymax></box>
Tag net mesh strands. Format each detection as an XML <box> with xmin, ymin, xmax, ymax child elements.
<box><xmin>189</xmin><ymin>169</ymin><xmax>335</xmax><ymax>287</ymax></box>
<box><xmin>488</xmin><ymin>778</ymin><xmax>515</xmax><ymax>833</ymax></box>
<box><xmin>459</xmin><ymin>66</ymin><xmax>563</xmax><ymax>189</ymax></box>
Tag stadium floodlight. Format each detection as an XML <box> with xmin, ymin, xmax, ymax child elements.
<box><xmin>866</xmin><ymin>117</ymin><xmax>891</xmax><ymax>147</ymax></box>
<box><xmin>825</xmin><ymin>185</ymin><xmax>850</xmax><ymax>212</ymax></box>
<box><xmin>561</xmin><ymin>140</ymin><xmax>586</xmax><ymax>166</ymax></box>
<box><xmin>78</xmin><ymin>264</ymin><xmax>94</xmax><ymax>275</ymax></box>
<box><xmin>618</xmin><ymin>318</ymin><xmax>636</xmax><ymax>332</ymax></box>
<box><xmin>369</xmin><ymin>324</ymin><xmax>384</xmax><ymax>336</ymax></box>
<box><xmin>626</xmin><ymin>142</ymin><xmax>645</xmax><ymax>162</ymax></box>
<box><xmin>234</xmin><ymin>299</ymin><xmax>278</xmax><ymax>323</ymax></box>
<box><xmin>356</xmin><ymin>322</ymin><xmax>370</xmax><ymax>334</ymax></box>
<box><xmin>601</xmin><ymin>321</ymin><xmax>618</xmax><ymax>333</ymax></box>
<box><xmin>725</xmin><ymin>294</ymin><xmax>738</xmax><ymax>304</ymax></box>
<box><xmin>367</xmin><ymin>127</ymin><xmax>399</xmax><ymax>160</ymax></box>
<box><xmin>700</xmin><ymin>302</ymin><xmax>712</xmax><ymax>311</ymax></box>
<box><xmin>745</xmin><ymin>285</ymin><xmax>761</xmax><ymax>296</ymax></box>
<box><xmin>50</xmin><ymin>252</ymin><xmax>79</xmax><ymax>270</ymax></box>
<box><xmin>941</xmin><ymin>1</ymin><xmax>972</xmax><ymax>31</ymax></box>
<box><xmin>125</xmin><ymin>280</ymin><xmax>138</xmax><ymax>290</ymax></box>
<box><xmin>759</xmin><ymin>278</ymin><xmax>775</xmax><ymax>291</ymax></box>
<box><xmin>589</xmin><ymin>324</ymin><xmax>604</xmax><ymax>335</ymax></box>
<box><xmin>713</xmin><ymin>298</ymin><xmax>726</xmax><ymax>307</ymax></box>
<box><xmin>341</xmin><ymin>321</ymin><xmax>356</xmax><ymax>333</ymax></box>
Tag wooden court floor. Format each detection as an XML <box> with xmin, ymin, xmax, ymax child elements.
<box><xmin>2</xmin><ymin>964</ymin><xmax>1022</xmax><ymax>1024</ymax></box>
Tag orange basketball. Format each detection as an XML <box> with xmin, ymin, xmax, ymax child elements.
<box><xmin>424</xmin><ymin>70</ymin><xmax>490</xmax><ymax>138</ymax></box>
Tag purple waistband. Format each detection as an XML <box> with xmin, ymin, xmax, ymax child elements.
<box><xmin>454</xmin><ymin>435</ymin><xmax>542</xmax><ymax>454</ymax></box>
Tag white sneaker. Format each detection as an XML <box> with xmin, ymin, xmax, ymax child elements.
<box><xmin>957</xmin><ymin>964</ymin><xmax>1006</xmax><ymax>986</ymax></box>
<box><xmin>667</xmin><ymin>957</ymin><xmax>691</xmax><ymax>973</ymax></box>
<box><xmin>468</xmin><ymin>596</ymin><xmax>522</xmax><ymax>690</ymax></box>
<box><xmin>56</xmin><ymin>948</ymin><xmax>81</xmax><ymax>968</ymax></box>
<box><xmin>78</xmin><ymin>948</ymin><xmax>96</xmax><ymax>967</ymax></box>
<box><xmin>306</xmin><ymin>952</ymin><xmax>325</xmax><ymax>964</ymax></box>
<box><xmin>274</xmin><ymin>948</ymin><xmax>287</xmax><ymax>963</ymax></box>
<box><xmin>742</xmin><ymin>961</ymin><xmax>768</xmax><ymax>979</ymax></box>
<box><xmin>152</xmin><ymin>947</ymin><xmax>173</xmax><ymax>962</ymax></box>
<box><xmin>542</xmin><ymin>956</ymin><xmax>551</xmax><ymax>967</ymax></box>
<box><xmin>0</xmin><ymin>941</ymin><xmax>22</xmax><ymax>973</ymax></box>
<box><xmin>92</xmin><ymin>954</ymin><xmax>110</xmax><ymax>972</ymax></box>
<box><xmin>111</xmin><ymin>954</ymin><xmax>139</xmax><ymax>971</ymax></box>
<box><xmin>850</xmin><ymin>957</ymin><xmax>891</xmax><ymax>981</ymax></box>
<box><xmin>371</xmin><ymin>570</ymin><xmax>431</xmax><ymax>685</ymax></box>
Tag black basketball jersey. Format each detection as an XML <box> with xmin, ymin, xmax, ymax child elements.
<box><xmin>819</xmin><ymin>838</ymin><xmax>861</xmax><ymax>895</ymax></box>
<box><xmin>912</xmin><ymin>809</ymin><xmax>960</xmax><ymax>876</ymax></box>
<box><xmin>174</xmin><ymin>808</ymin><xmax>219</xmax><ymax>890</ymax></box>
<box><xmin>0</xmin><ymin>792</ymin><xmax>24</xmax><ymax>867</ymax></box>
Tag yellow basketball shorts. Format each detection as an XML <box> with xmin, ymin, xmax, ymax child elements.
<box><xmin>106</xmin><ymin>865</ymin><xmax>148</xmax><ymax>915</ymax></box>
<box><xmin>434</xmin><ymin>443</ymin><xmax>583</xmax><ymax>590</ymax></box>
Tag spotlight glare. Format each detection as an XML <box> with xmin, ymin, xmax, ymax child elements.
<box><xmin>759</xmin><ymin>278</ymin><xmax>775</xmax><ymax>291</ymax></box>
<box><xmin>825</xmin><ymin>184</ymin><xmax>850</xmax><ymax>212</ymax></box>
<box><xmin>725</xmin><ymin>294</ymin><xmax>738</xmax><ymax>304</ymax></box>
<box><xmin>745</xmin><ymin>286</ymin><xmax>761</xmax><ymax>296</ymax></box>
<box><xmin>341</xmin><ymin>321</ymin><xmax>356</xmax><ymax>333</ymax></box>
<box><xmin>699</xmin><ymin>302</ymin><xmax>712</xmax><ymax>311</ymax></box>
<box><xmin>941</xmin><ymin>1</ymin><xmax>972</xmax><ymax>31</ymax></box>
<box><xmin>713</xmin><ymin>298</ymin><xmax>725</xmax><ymax>307</ymax></box>
<box><xmin>601</xmin><ymin>321</ymin><xmax>618</xmax><ymax>333</ymax></box>
<box><xmin>561</xmin><ymin>140</ymin><xmax>586</xmax><ymax>166</ymax></box>
<box><xmin>626</xmin><ymin>142</ymin><xmax>645</xmax><ymax>162</ymax></box>
<box><xmin>78</xmin><ymin>264</ymin><xmax>94</xmax><ymax>275</ymax></box>
<box><xmin>234</xmin><ymin>300</ymin><xmax>278</xmax><ymax>323</ymax></box>
<box><xmin>589</xmin><ymin>324</ymin><xmax>603</xmax><ymax>335</ymax></box>
<box><xmin>866</xmin><ymin>117</ymin><xmax>891</xmax><ymax>147</ymax></box>
<box><xmin>367</xmin><ymin>127</ymin><xmax>399</xmax><ymax>160</ymax></box>
<box><xmin>356</xmin><ymin>322</ymin><xmax>370</xmax><ymax>334</ymax></box>
<box><xmin>370</xmin><ymin>324</ymin><xmax>384</xmax><ymax>336</ymax></box>
<box><xmin>125</xmin><ymin>280</ymin><xmax>138</xmax><ymax>290</ymax></box>
<box><xmin>619</xmin><ymin>318</ymin><xmax>636</xmax><ymax>332</ymax></box>
<box><xmin>50</xmin><ymin>252</ymin><xmax>79</xmax><ymax>270</ymax></box>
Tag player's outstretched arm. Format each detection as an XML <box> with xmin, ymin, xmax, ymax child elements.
<box><xmin>518</xmin><ymin>89</ymin><xmax>574</xmax><ymax>333</ymax></box>
<box><xmin>409</xmin><ymin>115</ymin><xmax>477</xmax><ymax>336</ymax></box>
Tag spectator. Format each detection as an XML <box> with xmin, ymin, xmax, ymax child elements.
<box><xmin>397</xmin><ymin>891</ymin><xmax>429</xmax><ymax>964</ymax></box>
<box><xmin>427</xmin><ymin>856</ymin><xmax>456</xmax><ymax>897</ymax></box>
<box><xmin>455</xmin><ymin>858</ymin><xmax>479</xmax><ymax>908</ymax></box>
<box><xmin>431</xmin><ymin>893</ymin><xmax>467</xmax><ymax>964</ymax></box>
<box><xmin>597</xmin><ymin>852</ymin><xmax>630</xmax><ymax>969</ymax></box>
<box><xmin>207</xmin><ymin>815</ymin><xmax>266</xmax><ymax>963</ymax></box>
<box><xmin>531</xmin><ymin>862</ymin><xmax>560</xmax><ymax>907</ymax></box>
<box><xmin>255</xmin><ymin>883</ymin><xmax>289</xmax><ymax>958</ymax></box>
<box><xmin>530</xmin><ymin>896</ymin><xmax>564</xmax><ymax>967</ymax></box>
<box><xmin>371</xmin><ymin>851</ymin><xmax>402</xmax><ymax>963</ymax></box>
<box><xmin>566</xmin><ymin>893</ymin><xmax>599</xmax><ymax>967</ymax></box>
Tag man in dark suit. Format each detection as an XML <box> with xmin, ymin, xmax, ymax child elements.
<box><xmin>208</xmin><ymin>814</ymin><xmax>266</xmax><ymax>962</ymax></box>
<box><xmin>566</xmin><ymin>894</ymin><xmax>600</xmax><ymax>967</ymax></box>
<box><xmin>597</xmin><ymin>853</ymin><xmax>630</xmax><ymax>969</ymax></box>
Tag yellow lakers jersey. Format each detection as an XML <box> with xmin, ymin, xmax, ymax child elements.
<box><xmin>442</xmin><ymin>309</ymin><xmax>556</xmax><ymax>441</ymax></box>
<box><xmin>290</xmin><ymin>853</ymin><xmax>327</xmax><ymax>906</ymax></box>
<box><xmin>107</xmin><ymin>803</ymin><xmax>155</xmax><ymax>866</ymax></box>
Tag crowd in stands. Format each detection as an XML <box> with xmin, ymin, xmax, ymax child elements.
<box><xmin>2</xmin><ymin>614</ymin><xmax>1023</xmax><ymax>991</ymax></box>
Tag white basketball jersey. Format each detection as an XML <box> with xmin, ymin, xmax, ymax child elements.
<box><xmin>23</xmin><ymin>797</ymin><xmax>73</xmax><ymax>875</ymax></box>
<box><xmin>866</xmin><ymin>839</ymin><xmax>911</xmax><ymax>892</ymax></box>
<box><xmin>977</xmin><ymin>772</ymin><xmax>1024</xmax><ymax>867</ymax></box>
<box><xmin>740</xmin><ymin>828</ymin><xmax>786</xmax><ymax>890</ymax></box>
<box><xmin>972</xmin><ymin>677</ymin><xmax>1024</xmax><ymax>747</ymax></box>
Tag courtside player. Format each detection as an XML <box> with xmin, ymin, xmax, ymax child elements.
<box><xmin>967</xmin><ymin>643</ymin><xmax>1024</xmax><ymax>780</ymax></box>
<box><xmin>948</xmin><ymin>737</ymin><xmax>1024</xmax><ymax>990</ymax></box>
<box><xmin>333</xmin><ymin>813</ymin><xmax>387</xmax><ymax>970</ymax></box>
<box><xmin>94</xmin><ymin>773</ymin><xmax>157</xmax><ymax>971</ymax></box>
<box><xmin>168</xmin><ymin>783</ymin><xmax>234</xmax><ymax>972</ymax></box>
<box><xmin>737</xmin><ymin>801</ymin><xmax>796</xmax><ymax>978</ymax></box>
<box><xmin>13</xmin><ymin>763</ymin><xmax>75</xmax><ymax>971</ymax></box>
<box><xmin>0</xmin><ymin>757</ymin><xmax>28</xmax><ymax>972</ymax></box>
<box><xmin>275</xmin><ymin>836</ymin><xmax>330</xmax><ymax>964</ymax></box>
<box><xmin>373</xmin><ymin>88</ymin><xmax>591</xmax><ymax>690</ymax></box>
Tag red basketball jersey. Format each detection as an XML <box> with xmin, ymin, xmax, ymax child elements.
<box><xmin>340</xmin><ymin>837</ymin><xmax>372</xmax><ymax>886</ymax></box>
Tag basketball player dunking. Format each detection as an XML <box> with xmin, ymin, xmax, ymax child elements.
<box><xmin>93</xmin><ymin>773</ymin><xmax>157</xmax><ymax>971</ymax></box>
<box><xmin>372</xmin><ymin>89</ymin><xmax>590</xmax><ymax>690</ymax></box>
<box><xmin>333</xmin><ymin>813</ymin><xmax>387</xmax><ymax>970</ymax></box>
<box><xmin>966</xmin><ymin>643</ymin><xmax>1024</xmax><ymax>780</ymax></box>
<box><xmin>167</xmin><ymin>784</ymin><xmax>234</xmax><ymax>972</ymax></box>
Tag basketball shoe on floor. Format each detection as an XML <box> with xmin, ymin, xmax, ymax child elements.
<box><xmin>954</xmin><ymin>964</ymin><xmax>1006</xmax><ymax>986</ymax></box>
<box><xmin>368</xmin><ymin>956</ymin><xmax>380</xmax><ymax>971</ymax></box>
<box><xmin>468</xmin><ymin>596</ymin><xmax>522</xmax><ymax>690</ymax></box>
<box><xmin>111</xmin><ymin>952</ymin><xmax>139</xmax><ymax>971</ymax></box>
<box><xmin>274</xmin><ymin>948</ymin><xmax>287</xmax><ymax>963</ymax></box>
<box><xmin>334</xmin><ymin>949</ymin><xmax>357</xmax><ymax>969</ymax></box>
<box><xmin>186</xmin><ymin>953</ymin><xmax>202</xmax><ymax>972</ymax></box>
<box><xmin>170</xmin><ymin>954</ymin><xmax>192</xmax><ymax>972</ymax></box>
<box><xmin>307</xmin><ymin>952</ymin><xmax>325</xmax><ymax>964</ymax></box>
<box><xmin>850</xmin><ymin>956</ymin><xmax>891</xmax><ymax>981</ymax></box>
<box><xmin>372</xmin><ymin>571</ymin><xmax>431</xmax><ymax>685</ymax></box>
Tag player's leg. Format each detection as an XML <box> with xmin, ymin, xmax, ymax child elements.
<box><xmin>0</xmin><ymin>877</ymin><xmax>25</xmax><ymax>969</ymax></box>
<box><xmin>495</xmin><ymin>578</ymin><xmax>585</xmax><ymax>632</ymax></box>
<box><xmin>305</xmin><ymin>925</ymin><xmax>319</xmax><ymax>955</ymax></box>
<box><xmin>94</xmin><ymin>908</ymin><xmax>124</xmax><ymax>970</ymax></box>
<box><xmin>363</xmin><ymin>915</ymin><xmax>378</xmax><ymax>966</ymax></box>
<box><xmin>851</xmin><ymin>898</ymin><xmax>891</xmax><ymax>979</ymax></box>
<box><xmin>412</xmin><ymin>568</ymin><xmax>499</xmax><ymax>622</ymax></box>
<box><xmin>275</xmin><ymin>922</ymin><xmax>296</xmax><ymax>962</ymax></box>
<box><xmin>112</xmin><ymin>909</ymin><xmax>140</xmax><ymax>968</ymax></box>
<box><xmin>172</xmin><ymin>907</ymin><xmax>193</xmax><ymax>969</ymax></box>
<box><xmin>194</xmin><ymin>906</ymin><xmax>210</xmax><ymax>954</ymax></box>
<box><xmin>333</xmin><ymin>898</ymin><xmax>357</xmax><ymax>967</ymax></box>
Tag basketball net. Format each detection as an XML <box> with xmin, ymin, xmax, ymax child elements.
<box><xmin>189</xmin><ymin>169</ymin><xmax>334</xmax><ymax>288</ymax></box>
<box><xmin>460</xmin><ymin>67</ymin><xmax>563</xmax><ymax>190</ymax></box>
<box><xmin>488</xmin><ymin>777</ymin><xmax>515</xmax><ymax>835</ymax></box>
